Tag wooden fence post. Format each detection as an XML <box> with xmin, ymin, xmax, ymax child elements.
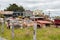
<box><xmin>1</xmin><ymin>18</ymin><xmax>4</xmax><ymax>33</ymax></box>
<box><xmin>33</xmin><ymin>22</ymin><xmax>37</xmax><ymax>40</ymax></box>
<box><xmin>11</xmin><ymin>20</ymin><xmax>14</xmax><ymax>40</ymax></box>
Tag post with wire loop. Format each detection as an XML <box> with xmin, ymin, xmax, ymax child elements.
<box><xmin>1</xmin><ymin>18</ymin><xmax>4</xmax><ymax>34</ymax></box>
<box><xmin>33</xmin><ymin>16</ymin><xmax>37</xmax><ymax>40</ymax></box>
<box><xmin>10</xmin><ymin>19</ymin><xmax>15</xmax><ymax>40</ymax></box>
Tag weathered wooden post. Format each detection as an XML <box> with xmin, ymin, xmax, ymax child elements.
<box><xmin>33</xmin><ymin>18</ymin><xmax>37</xmax><ymax>40</ymax></box>
<box><xmin>10</xmin><ymin>19</ymin><xmax>15</xmax><ymax>40</ymax></box>
<box><xmin>1</xmin><ymin>18</ymin><xmax>4</xmax><ymax>33</ymax></box>
<box><xmin>30</xmin><ymin>16</ymin><xmax>37</xmax><ymax>40</ymax></box>
<box><xmin>19</xmin><ymin>19</ymin><xmax>23</xmax><ymax>29</ymax></box>
<box><xmin>30</xmin><ymin>12</ymin><xmax>37</xmax><ymax>40</ymax></box>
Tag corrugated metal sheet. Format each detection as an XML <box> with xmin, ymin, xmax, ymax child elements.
<box><xmin>0</xmin><ymin>11</ymin><xmax>13</xmax><ymax>14</ymax></box>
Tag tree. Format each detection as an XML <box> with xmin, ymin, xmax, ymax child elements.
<box><xmin>4</xmin><ymin>3</ymin><xmax>25</xmax><ymax>12</ymax></box>
<box><xmin>54</xmin><ymin>16</ymin><xmax>60</xmax><ymax>19</ymax></box>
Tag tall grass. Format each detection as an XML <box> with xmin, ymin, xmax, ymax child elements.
<box><xmin>0</xmin><ymin>24</ymin><xmax>60</xmax><ymax>40</ymax></box>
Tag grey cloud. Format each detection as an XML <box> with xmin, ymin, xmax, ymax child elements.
<box><xmin>0</xmin><ymin>0</ymin><xmax>60</xmax><ymax>11</ymax></box>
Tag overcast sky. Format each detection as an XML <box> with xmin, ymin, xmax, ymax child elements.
<box><xmin>0</xmin><ymin>0</ymin><xmax>60</xmax><ymax>16</ymax></box>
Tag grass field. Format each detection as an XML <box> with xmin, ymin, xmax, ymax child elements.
<box><xmin>0</xmin><ymin>24</ymin><xmax>60</xmax><ymax>40</ymax></box>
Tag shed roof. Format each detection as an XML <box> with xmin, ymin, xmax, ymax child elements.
<box><xmin>0</xmin><ymin>11</ymin><xmax>13</xmax><ymax>14</ymax></box>
<box><xmin>30</xmin><ymin>16</ymin><xmax>44</xmax><ymax>19</ymax></box>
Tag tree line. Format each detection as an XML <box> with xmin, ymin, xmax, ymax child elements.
<box><xmin>4</xmin><ymin>3</ymin><xmax>25</xmax><ymax>12</ymax></box>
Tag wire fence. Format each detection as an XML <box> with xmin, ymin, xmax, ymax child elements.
<box><xmin>0</xmin><ymin>18</ymin><xmax>37</xmax><ymax>40</ymax></box>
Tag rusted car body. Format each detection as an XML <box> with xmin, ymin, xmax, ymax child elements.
<box><xmin>54</xmin><ymin>19</ymin><xmax>60</xmax><ymax>25</ymax></box>
<box><xmin>54</xmin><ymin>19</ymin><xmax>60</xmax><ymax>27</ymax></box>
<box><xmin>30</xmin><ymin>17</ymin><xmax>51</xmax><ymax>28</ymax></box>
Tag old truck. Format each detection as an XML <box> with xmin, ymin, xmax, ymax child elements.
<box><xmin>54</xmin><ymin>19</ymin><xmax>60</xmax><ymax>28</ymax></box>
<box><xmin>30</xmin><ymin>17</ymin><xmax>51</xmax><ymax>28</ymax></box>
